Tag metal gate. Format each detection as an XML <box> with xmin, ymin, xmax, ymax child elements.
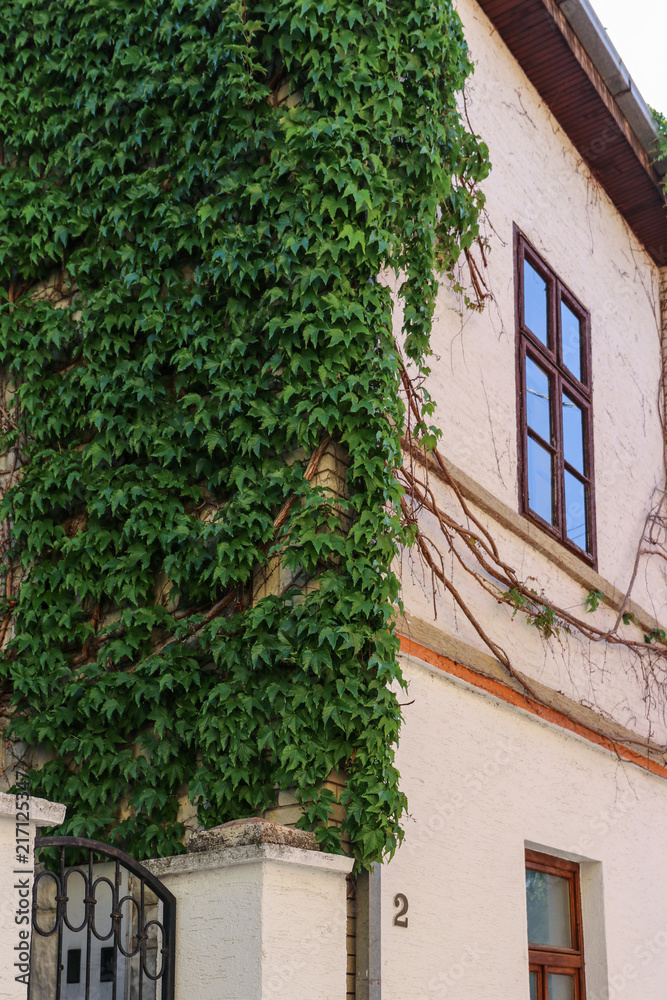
<box><xmin>29</xmin><ymin>837</ymin><xmax>176</xmax><ymax>1000</ymax></box>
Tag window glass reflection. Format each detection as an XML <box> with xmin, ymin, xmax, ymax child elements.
<box><xmin>561</xmin><ymin>302</ymin><xmax>582</xmax><ymax>380</ymax></box>
<box><xmin>562</xmin><ymin>394</ymin><xmax>584</xmax><ymax>474</ymax></box>
<box><xmin>524</xmin><ymin>260</ymin><xmax>548</xmax><ymax>345</ymax></box>
<box><xmin>527</xmin><ymin>439</ymin><xmax>553</xmax><ymax>525</ymax></box>
<box><xmin>564</xmin><ymin>471</ymin><xmax>587</xmax><ymax>550</ymax></box>
<box><xmin>526</xmin><ymin>870</ymin><xmax>572</xmax><ymax>948</ymax></box>
<box><xmin>529</xmin><ymin>972</ymin><xmax>538</xmax><ymax>1000</ymax></box>
<box><xmin>526</xmin><ymin>358</ymin><xmax>551</xmax><ymax>441</ymax></box>
<box><xmin>548</xmin><ymin>974</ymin><xmax>576</xmax><ymax>1000</ymax></box>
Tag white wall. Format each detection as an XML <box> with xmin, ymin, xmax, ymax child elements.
<box><xmin>382</xmin><ymin>655</ymin><xmax>667</xmax><ymax>1000</ymax></box>
<box><xmin>145</xmin><ymin>842</ymin><xmax>353</xmax><ymax>1000</ymax></box>
<box><xmin>431</xmin><ymin>0</ymin><xmax>664</xmax><ymax>590</ymax></box>
<box><xmin>394</xmin><ymin>0</ymin><xmax>667</xmax><ymax>742</ymax></box>
<box><xmin>390</xmin><ymin>7</ymin><xmax>666</xmax><ymax>996</ymax></box>
<box><xmin>0</xmin><ymin>793</ymin><xmax>66</xmax><ymax>1000</ymax></box>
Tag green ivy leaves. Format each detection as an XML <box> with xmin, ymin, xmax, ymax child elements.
<box><xmin>0</xmin><ymin>0</ymin><xmax>488</xmax><ymax>866</ymax></box>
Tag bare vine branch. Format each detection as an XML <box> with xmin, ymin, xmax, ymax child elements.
<box><xmin>395</xmin><ymin>344</ymin><xmax>667</xmax><ymax>755</ymax></box>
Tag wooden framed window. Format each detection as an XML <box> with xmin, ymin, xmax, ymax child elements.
<box><xmin>526</xmin><ymin>850</ymin><xmax>586</xmax><ymax>1000</ymax></box>
<box><xmin>516</xmin><ymin>231</ymin><xmax>596</xmax><ymax>564</ymax></box>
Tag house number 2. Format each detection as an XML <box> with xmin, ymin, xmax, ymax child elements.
<box><xmin>393</xmin><ymin>893</ymin><xmax>409</xmax><ymax>928</ymax></box>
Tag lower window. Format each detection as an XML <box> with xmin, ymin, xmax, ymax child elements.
<box><xmin>526</xmin><ymin>850</ymin><xmax>585</xmax><ymax>999</ymax></box>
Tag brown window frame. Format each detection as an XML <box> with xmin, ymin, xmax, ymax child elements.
<box><xmin>526</xmin><ymin>849</ymin><xmax>586</xmax><ymax>1000</ymax></box>
<box><xmin>515</xmin><ymin>229</ymin><xmax>596</xmax><ymax>566</ymax></box>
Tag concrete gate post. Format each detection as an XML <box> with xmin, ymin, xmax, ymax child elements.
<box><xmin>145</xmin><ymin>818</ymin><xmax>354</xmax><ymax>1000</ymax></box>
<box><xmin>0</xmin><ymin>790</ymin><xmax>66</xmax><ymax>1000</ymax></box>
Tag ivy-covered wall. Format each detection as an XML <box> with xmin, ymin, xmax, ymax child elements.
<box><xmin>0</xmin><ymin>0</ymin><xmax>488</xmax><ymax>865</ymax></box>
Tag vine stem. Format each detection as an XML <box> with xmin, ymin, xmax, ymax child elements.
<box><xmin>395</xmin><ymin>351</ymin><xmax>667</xmax><ymax>759</ymax></box>
<box><xmin>126</xmin><ymin>435</ymin><xmax>332</xmax><ymax>674</ymax></box>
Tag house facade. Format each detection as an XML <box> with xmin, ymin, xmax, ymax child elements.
<box><xmin>374</xmin><ymin>1</ymin><xmax>667</xmax><ymax>998</ymax></box>
<box><xmin>4</xmin><ymin>1</ymin><xmax>667</xmax><ymax>999</ymax></box>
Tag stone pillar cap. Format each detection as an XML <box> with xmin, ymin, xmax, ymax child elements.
<box><xmin>187</xmin><ymin>816</ymin><xmax>320</xmax><ymax>854</ymax></box>
<box><xmin>0</xmin><ymin>792</ymin><xmax>66</xmax><ymax>827</ymax></box>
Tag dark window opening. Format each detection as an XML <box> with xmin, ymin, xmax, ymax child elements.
<box><xmin>100</xmin><ymin>946</ymin><xmax>115</xmax><ymax>983</ymax></box>
<box><xmin>66</xmin><ymin>948</ymin><xmax>82</xmax><ymax>985</ymax></box>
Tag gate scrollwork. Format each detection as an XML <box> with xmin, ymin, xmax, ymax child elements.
<box><xmin>30</xmin><ymin>836</ymin><xmax>175</xmax><ymax>1000</ymax></box>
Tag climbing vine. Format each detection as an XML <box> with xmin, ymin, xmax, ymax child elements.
<box><xmin>0</xmin><ymin>0</ymin><xmax>489</xmax><ymax>864</ymax></box>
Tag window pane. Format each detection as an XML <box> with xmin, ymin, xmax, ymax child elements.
<box><xmin>527</xmin><ymin>438</ymin><xmax>553</xmax><ymax>524</ymax></box>
<box><xmin>524</xmin><ymin>260</ymin><xmax>548</xmax><ymax>344</ymax></box>
<box><xmin>562</xmin><ymin>394</ymin><xmax>584</xmax><ymax>473</ymax></box>
<box><xmin>527</xmin><ymin>358</ymin><xmax>551</xmax><ymax>441</ymax></box>
<box><xmin>526</xmin><ymin>869</ymin><xmax>572</xmax><ymax>948</ymax></box>
<box><xmin>548</xmin><ymin>974</ymin><xmax>575</xmax><ymax>1000</ymax></box>
<box><xmin>561</xmin><ymin>302</ymin><xmax>582</xmax><ymax>380</ymax></box>
<box><xmin>564</xmin><ymin>471</ymin><xmax>587</xmax><ymax>550</ymax></box>
<box><xmin>530</xmin><ymin>972</ymin><xmax>539</xmax><ymax>1000</ymax></box>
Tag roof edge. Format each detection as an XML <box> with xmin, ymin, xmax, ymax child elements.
<box><xmin>557</xmin><ymin>0</ymin><xmax>667</xmax><ymax>176</ymax></box>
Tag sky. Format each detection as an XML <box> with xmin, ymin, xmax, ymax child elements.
<box><xmin>590</xmin><ymin>0</ymin><xmax>667</xmax><ymax>115</ymax></box>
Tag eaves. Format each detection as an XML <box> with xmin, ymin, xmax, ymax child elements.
<box><xmin>474</xmin><ymin>0</ymin><xmax>667</xmax><ymax>266</ymax></box>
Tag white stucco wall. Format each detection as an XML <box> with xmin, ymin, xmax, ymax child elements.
<box><xmin>145</xmin><ymin>843</ymin><xmax>353</xmax><ymax>1000</ymax></box>
<box><xmin>385</xmin><ymin>7</ymin><xmax>667</xmax><ymax>994</ymax></box>
<box><xmin>429</xmin><ymin>0</ymin><xmax>664</xmax><ymax>592</ymax></box>
<box><xmin>398</xmin><ymin>474</ymin><xmax>667</xmax><ymax>742</ymax></box>
<box><xmin>394</xmin><ymin>0</ymin><xmax>667</xmax><ymax>742</ymax></box>
<box><xmin>0</xmin><ymin>793</ymin><xmax>66</xmax><ymax>1000</ymax></box>
<box><xmin>382</xmin><ymin>654</ymin><xmax>667</xmax><ymax>1000</ymax></box>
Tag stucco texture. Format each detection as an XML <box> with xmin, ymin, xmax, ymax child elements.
<box><xmin>148</xmin><ymin>844</ymin><xmax>352</xmax><ymax>1000</ymax></box>
<box><xmin>383</xmin><ymin>656</ymin><xmax>667</xmax><ymax>1000</ymax></box>
<box><xmin>383</xmin><ymin>5</ymin><xmax>667</xmax><ymax>998</ymax></box>
<box><xmin>394</xmin><ymin>0</ymin><xmax>667</xmax><ymax>743</ymax></box>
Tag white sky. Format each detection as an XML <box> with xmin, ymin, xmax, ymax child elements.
<box><xmin>589</xmin><ymin>0</ymin><xmax>667</xmax><ymax>115</ymax></box>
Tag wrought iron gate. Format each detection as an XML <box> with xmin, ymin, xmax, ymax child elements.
<box><xmin>29</xmin><ymin>836</ymin><xmax>176</xmax><ymax>1000</ymax></box>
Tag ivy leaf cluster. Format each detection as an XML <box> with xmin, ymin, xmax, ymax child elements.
<box><xmin>0</xmin><ymin>0</ymin><xmax>488</xmax><ymax>865</ymax></box>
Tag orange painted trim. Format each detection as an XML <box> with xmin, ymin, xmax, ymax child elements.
<box><xmin>398</xmin><ymin>634</ymin><xmax>667</xmax><ymax>782</ymax></box>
